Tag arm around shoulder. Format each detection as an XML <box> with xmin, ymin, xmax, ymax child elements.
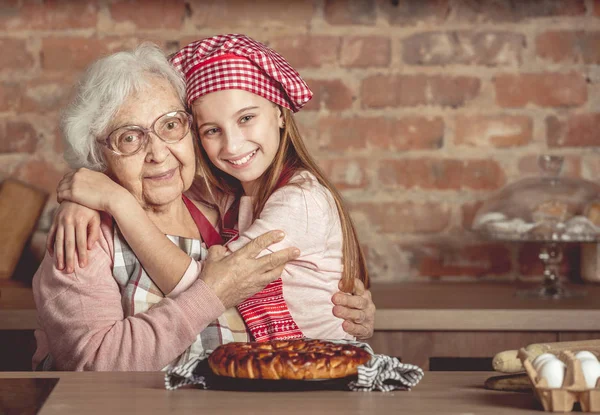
<box><xmin>33</xmin><ymin>222</ymin><xmax>225</xmax><ymax>371</ymax></box>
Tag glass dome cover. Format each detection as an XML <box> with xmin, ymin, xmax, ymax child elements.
<box><xmin>473</xmin><ymin>155</ymin><xmax>600</xmax><ymax>242</ymax></box>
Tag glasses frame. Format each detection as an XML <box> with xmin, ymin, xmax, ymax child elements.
<box><xmin>100</xmin><ymin>110</ymin><xmax>193</xmax><ymax>156</ymax></box>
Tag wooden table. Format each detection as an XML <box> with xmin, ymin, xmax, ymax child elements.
<box><xmin>0</xmin><ymin>371</ymin><xmax>549</xmax><ymax>415</ymax></box>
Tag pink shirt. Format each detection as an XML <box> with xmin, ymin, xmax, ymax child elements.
<box><xmin>226</xmin><ymin>171</ymin><xmax>352</xmax><ymax>340</ymax></box>
<box><xmin>32</xmin><ymin>213</ymin><xmax>225</xmax><ymax>371</ymax></box>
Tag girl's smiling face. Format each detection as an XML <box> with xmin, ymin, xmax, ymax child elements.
<box><xmin>192</xmin><ymin>89</ymin><xmax>284</xmax><ymax>196</ymax></box>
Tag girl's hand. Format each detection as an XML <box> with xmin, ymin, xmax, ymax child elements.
<box><xmin>46</xmin><ymin>202</ymin><xmax>101</xmax><ymax>272</ymax></box>
<box><xmin>56</xmin><ymin>168</ymin><xmax>126</xmax><ymax>213</ymax></box>
<box><xmin>332</xmin><ymin>279</ymin><xmax>376</xmax><ymax>339</ymax></box>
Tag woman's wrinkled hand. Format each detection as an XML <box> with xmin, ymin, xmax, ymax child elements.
<box><xmin>200</xmin><ymin>230</ymin><xmax>300</xmax><ymax>309</ymax></box>
<box><xmin>46</xmin><ymin>202</ymin><xmax>101</xmax><ymax>272</ymax></box>
<box><xmin>332</xmin><ymin>279</ymin><xmax>376</xmax><ymax>339</ymax></box>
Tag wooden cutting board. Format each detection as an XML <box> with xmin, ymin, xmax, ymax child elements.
<box><xmin>0</xmin><ymin>180</ymin><xmax>47</xmax><ymax>280</ymax></box>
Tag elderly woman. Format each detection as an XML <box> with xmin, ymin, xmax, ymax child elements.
<box><xmin>34</xmin><ymin>44</ymin><xmax>374</xmax><ymax>371</ymax></box>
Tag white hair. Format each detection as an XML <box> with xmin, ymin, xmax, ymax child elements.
<box><xmin>61</xmin><ymin>42</ymin><xmax>186</xmax><ymax>171</ymax></box>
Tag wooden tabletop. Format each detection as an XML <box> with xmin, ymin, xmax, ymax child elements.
<box><xmin>0</xmin><ymin>371</ymin><xmax>549</xmax><ymax>415</ymax></box>
<box><xmin>3</xmin><ymin>281</ymin><xmax>600</xmax><ymax>331</ymax></box>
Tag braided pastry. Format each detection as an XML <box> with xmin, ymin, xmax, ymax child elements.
<box><xmin>208</xmin><ymin>339</ymin><xmax>371</xmax><ymax>380</ymax></box>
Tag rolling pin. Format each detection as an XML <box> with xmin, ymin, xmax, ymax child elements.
<box><xmin>493</xmin><ymin>339</ymin><xmax>600</xmax><ymax>373</ymax></box>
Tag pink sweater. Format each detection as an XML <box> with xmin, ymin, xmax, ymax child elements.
<box><xmin>226</xmin><ymin>171</ymin><xmax>352</xmax><ymax>340</ymax></box>
<box><xmin>32</xmin><ymin>213</ymin><xmax>225</xmax><ymax>371</ymax></box>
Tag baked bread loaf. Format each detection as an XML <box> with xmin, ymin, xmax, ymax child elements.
<box><xmin>208</xmin><ymin>339</ymin><xmax>371</xmax><ymax>380</ymax></box>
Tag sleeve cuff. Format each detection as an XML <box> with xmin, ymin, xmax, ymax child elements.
<box><xmin>167</xmin><ymin>259</ymin><xmax>201</xmax><ymax>298</ymax></box>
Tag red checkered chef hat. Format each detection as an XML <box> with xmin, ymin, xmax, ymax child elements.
<box><xmin>169</xmin><ymin>34</ymin><xmax>313</xmax><ymax>112</ymax></box>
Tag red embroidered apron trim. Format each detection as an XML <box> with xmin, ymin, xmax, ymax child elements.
<box><xmin>222</xmin><ymin>167</ymin><xmax>304</xmax><ymax>341</ymax></box>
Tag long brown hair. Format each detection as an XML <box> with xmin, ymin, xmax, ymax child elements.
<box><xmin>195</xmin><ymin>107</ymin><xmax>369</xmax><ymax>292</ymax></box>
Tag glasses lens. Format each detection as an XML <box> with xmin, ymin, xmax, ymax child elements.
<box><xmin>111</xmin><ymin>128</ymin><xmax>146</xmax><ymax>155</ymax></box>
<box><xmin>155</xmin><ymin>111</ymin><xmax>189</xmax><ymax>142</ymax></box>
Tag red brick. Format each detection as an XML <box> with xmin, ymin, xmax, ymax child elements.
<box><xmin>547</xmin><ymin>113</ymin><xmax>600</xmax><ymax>148</ymax></box>
<box><xmin>304</xmin><ymin>79</ymin><xmax>354</xmax><ymax>111</ymax></box>
<box><xmin>379</xmin><ymin>0</ymin><xmax>450</xmax><ymax>26</ymax></box>
<box><xmin>361</xmin><ymin>75</ymin><xmax>480</xmax><ymax>108</ymax></box>
<box><xmin>14</xmin><ymin>158</ymin><xmax>69</xmax><ymax>195</ymax></box>
<box><xmin>267</xmin><ymin>36</ymin><xmax>340</xmax><ymax>68</ymax></box>
<box><xmin>0</xmin><ymin>120</ymin><xmax>38</xmax><ymax>153</ymax></box>
<box><xmin>536</xmin><ymin>31</ymin><xmax>600</xmax><ymax>64</ymax></box>
<box><xmin>41</xmin><ymin>37</ymin><xmax>135</xmax><ymax>72</ymax></box>
<box><xmin>494</xmin><ymin>72</ymin><xmax>587</xmax><ymax>108</ymax></box>
<box><xmin>189</xmin><ymin>0</ymin><xmax>315</xmax><ymax>28</ymax></box>
<box><xmin>410</xmin><ymin>242</ymin><xmax>512</xmax><ymax>277</ymax></box>
<box><xmin>340</xmin><ymin>36</ymin><xmax>390</xmax><ymax>68</ymax></box>
<box><xmin>0</xmin><ymin>82</ymin><xmax>21</xmax><ymax>112</ymax></box>
<box><xmin>19</xmin><ymin>75</ymin><xmax>77</xmax><ymax>113</ymax></box>
<box><xmin>314</xmin><ymin>116</ymin><xmax>443</xmax><ymax>151</ymax></box>
<box><xmin>403</xmin><ymin>31</ymin><xmax>524</xmax><ymax>66</ymax></box>
<box><xmin>378</xmin><ymin>158</ymin><xmax>506</xmax><ymax>190</ymax></box>
<box><xmin>109</xmin><ymin>0</ymin><xmax>185</xmax><ymax>29</ymax></box>
<box><xmin>350</xmin><ymin>201</ymin><xmax>451</xmax><ymax>234</ymax></box>
<box><xmin>0</xmin><ymin>39</ymin><xmax>34</xmax><ymax>71</ymax></box>
<box><xmin>518</xmin><ymin>243</ymin><xmax>578</xmax><ymax>280</ymax></box>
<box><xmin>318</xmin><ymin>158</ymin><xmax>369</xmax><ymax>190</ymax></box>
<box><xmin>324</xmin><ymin>0</ymin><xmax>376</xmax><ymax>25</ymax></box>
<box><xmin>455</xmin><ymin>115</ymin><xmax>533</xmax><ymax>147</ymax></box>
<box><xmin>518</xmin><ymin>154</ymin><xmax>581</xmax><ymax>178</ymax></box>
<box><xmin>451</xmin><ymin>0</ymin><xmax>585</xmax><ymax>22</ymax></box>
<box><xmin>0</xmin><ymin>0</ymin><xmax>98</xmax><ymax>30</ymax></box>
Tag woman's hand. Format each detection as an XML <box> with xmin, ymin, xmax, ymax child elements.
<box><xmin>200</xmin><ymin>230</ymin><xmax>301</xmax><ymax>309</ymax></box>
<box><xmin>47</xmin><ymin>202</ymin><xmax>101</xmax><ymax>272</ymax></box>
<box><xmin>332</xmin><ymin>279</ymin><xmax>376</xmax><ymax>339</ymax></box>
<box><xmin>56</xmin><ymin>168</ymin><xmax>127</xmax><ymax>212</ymax></box>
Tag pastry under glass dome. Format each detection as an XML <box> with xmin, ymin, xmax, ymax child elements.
<box><xmin>472</xmin><ymin>155</ymin><xmax>600</xmax><ymax>299</ymax></box>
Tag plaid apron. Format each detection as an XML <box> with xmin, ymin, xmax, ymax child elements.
<box><xmin>112</xmin><ymin>195</ymin><xmax>251</xmax><ymax>370</ymax></box>
<box><xmin>220</xmin><ymin>169</ymin><xmax>304</xmax><ymax>342</ymax></box>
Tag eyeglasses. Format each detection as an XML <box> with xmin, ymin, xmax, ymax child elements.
<box><xmin>101</xmin><ymin>110</ymin><xmax>193</xmax><ymax>156</ymax></box>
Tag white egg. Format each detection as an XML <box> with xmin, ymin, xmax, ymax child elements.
<box><xmin>575</xmin><ymin>351</ymin><xmax>598</xmax><ymax>362</ymax></box>
<box><xmin>533</xmin><ymin>353</ymin><xmax>558</xmax><ymax>371</ymax></box>
<box><xmin>538</xmin><ymin>359</ymin><xmax>566</xmax><ymax>388</ymax></box>
<box><xmin>580</xmin><ymin>359</ymin><xmax>600</xmax><ymax>388</ymax></box>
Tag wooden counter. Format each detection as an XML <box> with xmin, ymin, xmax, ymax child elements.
<box><xmin>4</xmin><ymin>281</ymin><xmax>600</xmax><ymax>331</ymax></box>
<box><xmin>3</xmin><ymin>281</ymin><xmax>600</xmax><ymax>370</ymax></box>
<box><xmin>370</xmin><ymin>282</ymin><xmax>600</xmax><ymax>331</ymax></box>
<box><xmin>0</xmin><ymin>371</ymin><xmax>549</xmax><ymax>414</ymax></box>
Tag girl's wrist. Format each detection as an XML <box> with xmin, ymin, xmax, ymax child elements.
<box><xmin>107</xmin><ymin>189</ymin><xmax>137</xmax><ymax>216</ymax></box>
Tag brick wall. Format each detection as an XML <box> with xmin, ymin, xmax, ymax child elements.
<box><xmin>1</xmin><ymin>0</ymin><xmax>599</xmax><ymax>283</ymax></box>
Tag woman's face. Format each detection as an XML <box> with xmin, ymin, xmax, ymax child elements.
<box><xmin>101</xmin><ymin>76</ymin><xmax>195</xmax><ymax>208</ymax></box>
<box><xmin>192</xmin><ymin>89</ymin><xmax>283</xmax><ymax>196</ymax></box>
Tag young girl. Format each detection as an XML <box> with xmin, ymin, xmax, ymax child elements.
<box><xmin>54</xmin><ymin>34</ymin><xmax>369</xmax><ymax>341</ymax></box>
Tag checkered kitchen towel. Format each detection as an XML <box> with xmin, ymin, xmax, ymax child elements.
<box><xmin>165</xmin><ymin>340</ymin><xmax>424</xmax><ymax>392</ymax></box>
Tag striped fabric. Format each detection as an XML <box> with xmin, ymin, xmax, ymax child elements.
<box><xmin>112</xmin><ymin>197</ymin><xmax>251</xmax><ymax>370</ymax></box>
<box><xmin>164</xmin><ymin>339</ymin><xmax>425</xmax><ymax>392</ymax></box>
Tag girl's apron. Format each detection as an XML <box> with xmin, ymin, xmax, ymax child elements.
<box><xmin>219</xmin><ymin>171</ymin><xmax>305</xmax><ymax>342</ymax></box>
<box><xmin>112</xmin><ymin>195</ymin><xmax>251</xmax><ymax>369</ymax></box>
